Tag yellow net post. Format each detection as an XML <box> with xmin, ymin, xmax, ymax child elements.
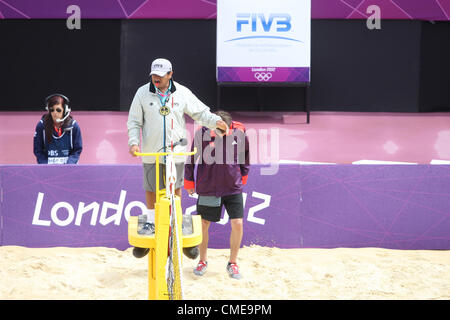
<box><xmin>128</xmin><ymin>148</ymin><xmax>202</xmax><ymax>300</ymax></box>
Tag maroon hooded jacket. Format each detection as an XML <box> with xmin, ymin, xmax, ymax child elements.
<box><xmin>184</xmin><ymin>121</ymin><xmax>250</xmax><ymax>197</ymax></box>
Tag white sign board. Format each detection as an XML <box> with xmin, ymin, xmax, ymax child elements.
<box><xmin>217</xmin><ymin>0</ymin><xmax>311</xmax><ymax>82</ymax></box>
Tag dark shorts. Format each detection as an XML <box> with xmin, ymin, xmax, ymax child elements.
<box><xmin>197</xmin><ymin>193</ymin><xmax>244</xmax><ymax>223</ymax></box>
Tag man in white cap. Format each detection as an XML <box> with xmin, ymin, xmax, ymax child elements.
<box><xmin>127</xmin><ymin>58</ymin><xmax>228</xmax><ymax>258</ymax></box>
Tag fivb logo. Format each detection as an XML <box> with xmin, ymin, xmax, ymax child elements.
<box><xmin>227</xmin><ymin>13</ymin><xmax>300</xmax><ymax>43</ymax></box>
<box><xmin>236</xmin><ymin>13</ymin><xmax>291</xmax><ymax>32</ymax></box>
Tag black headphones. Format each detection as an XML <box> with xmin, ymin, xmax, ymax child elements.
<box><xmin>45</xmin><ymin>93</ymin><xmax>70</xmax><ymax>116</ymax></box>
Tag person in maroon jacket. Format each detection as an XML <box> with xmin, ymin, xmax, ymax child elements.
<box><xmin>184</xmin><ymin>110</ymin><xmax>249</xmax><ymax>280</ymax></box>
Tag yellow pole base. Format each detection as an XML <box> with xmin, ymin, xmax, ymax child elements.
<box><xmin>128</xmin><ymin>195</ymin><xmax>202</xmax><ymax>300</ymax></box>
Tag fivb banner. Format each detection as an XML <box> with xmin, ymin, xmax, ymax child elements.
<box><xmin>216</xmin><ymin>0</ymin><xmax>311</xmax><ymax>83</ymax></box>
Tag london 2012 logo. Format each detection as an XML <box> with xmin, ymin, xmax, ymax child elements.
<box><xmin>254</xmin><ymin>72</ymin><xmax>272</xmax><ymax>82</ymax></box>
<box><xmin>253</xmin><ymin>67</ymin><xmax>276</xmax><ymax>82</ymax></box>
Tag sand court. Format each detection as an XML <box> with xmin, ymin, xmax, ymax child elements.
<box><xmin>1</xmin><ymin>245</ymin><xmax>449</xmax><ymax>300</ymax></box>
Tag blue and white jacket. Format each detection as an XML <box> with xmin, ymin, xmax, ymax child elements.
<box><xmin>33</xmin><ymin>116</ymin><xmax>83</xmax><ymax>164</ymax></box>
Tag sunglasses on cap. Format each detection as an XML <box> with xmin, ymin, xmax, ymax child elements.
<box><xmin>49</xmin><ymin>108</ymin><xmax>63</xmax><ymax>113</ymax></box>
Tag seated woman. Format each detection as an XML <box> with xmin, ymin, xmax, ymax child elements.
<box><xmin>33</xmin><ymin>93</ymin><xmax>83</xmax><ymax>164</ymax></box>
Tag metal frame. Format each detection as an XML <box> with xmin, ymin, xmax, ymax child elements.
<box><xmin>216</xmin><ymin>81</ymin><xmax>311</xmax><ymax>123</ymax></box>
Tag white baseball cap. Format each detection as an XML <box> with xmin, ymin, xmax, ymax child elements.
<box><xmin>149</xmin><ymin>58</ymin><xmax>172</xmax><ymax>77</ymax></box>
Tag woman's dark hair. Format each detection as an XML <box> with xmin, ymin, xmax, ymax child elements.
<box><xmin>215</xmin><ymin>110</ymin><xmax>232</xmax><ymax>127</ymax></box>
<box><xmin>43</xmin><ymin>95</ymin><xmax>72</xmax><ymax>144</ymax></box>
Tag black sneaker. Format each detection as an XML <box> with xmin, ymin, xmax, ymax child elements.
<box><xmin>132</xmin><ymin>247</ymin><xmax>149</xmax><ymax>258</ymax></box>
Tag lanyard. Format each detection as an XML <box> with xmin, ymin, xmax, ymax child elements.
<box><xmin>155</xmin><ymin>81</ymin><xmax>173</xmax><ymax>160</ymax></box>
<box><xmin>156</xmin><ymin>81</ymin><xmax>172</xmax><ymax>107</ymax></box>
<box><xmin>54</xmin><ymin>125</ymin><xmax>62</xmax><ymax>137</ymax></box>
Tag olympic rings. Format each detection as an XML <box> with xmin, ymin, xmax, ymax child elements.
<box><xmin>254</xmin><ymin>72</ymin><xmax>273</xmax><ymax>82</ymax></box>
